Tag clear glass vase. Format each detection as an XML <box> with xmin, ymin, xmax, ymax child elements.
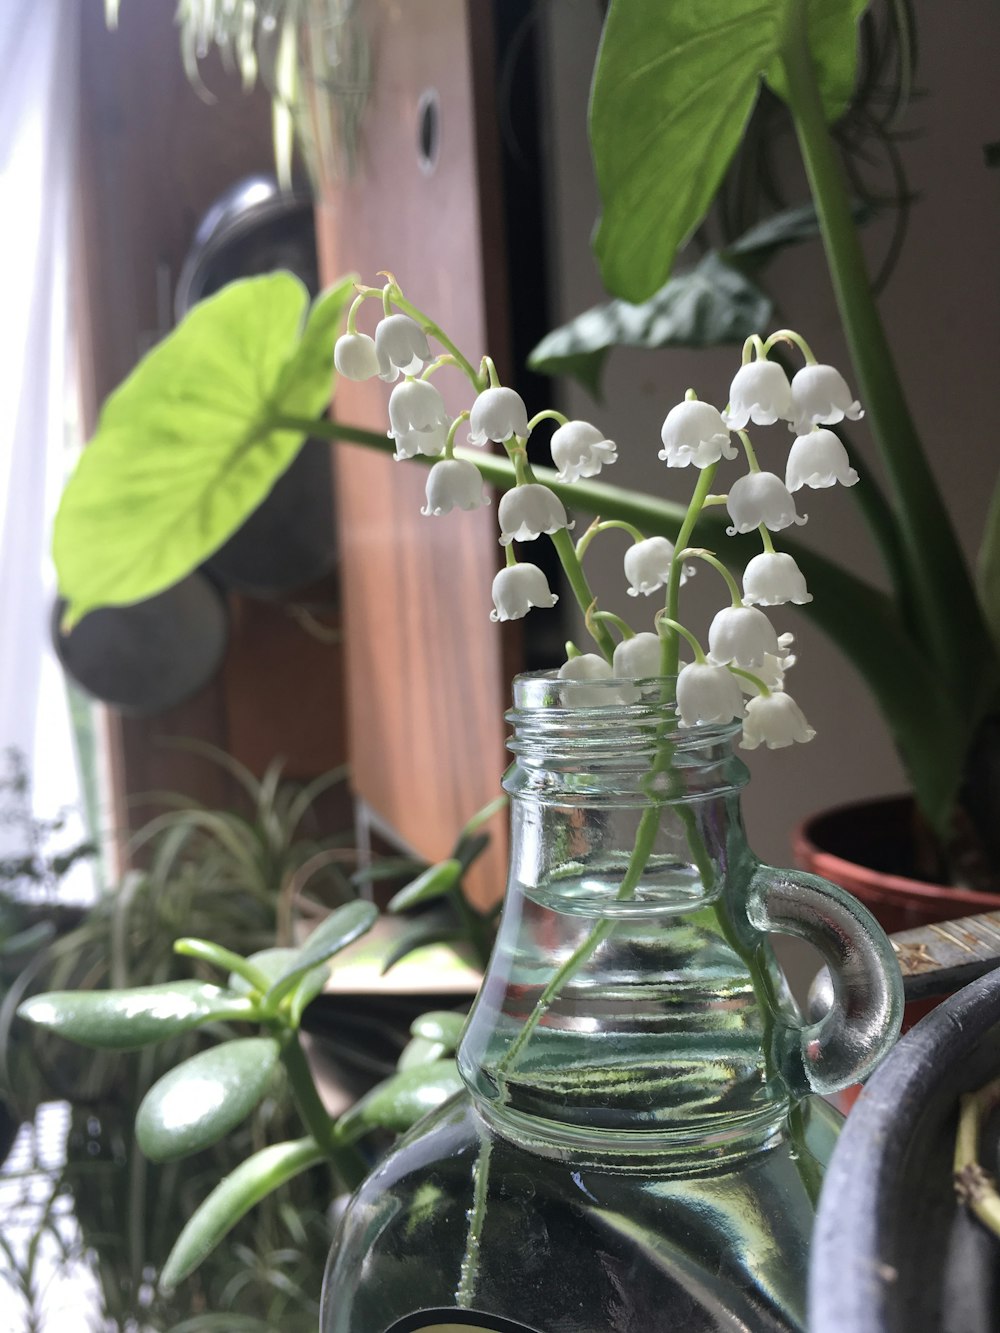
<box><xmin>322</xmin><ymin>675</ymin><xmax>903</xmax><ymax>1333</ymax></box>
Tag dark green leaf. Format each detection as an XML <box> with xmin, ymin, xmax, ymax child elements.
<box><xmin>159</xmin><ymin>1137</ymin><xmax>324</xmax><ymax>1291</ymax></box>
<box><xmin>590</xmin><ymin>0</ymin><xmax>867</xmax><ymax>300</ymax></box>
<box><xmin>726</xmin><ymin>200</ymin><xmax>869</xmax><ymax>260</ymax></box>
<box><xmin>17</xmin><ymin>981</ymin><xmax>258</xmax><ymax>1050</ymax></box>
<box><xmin>54</xmin><ymin>273</ymin><xmax>355</xmax><ymax>626</ymax></box>
<box><xmin>265</xmin><ymin>901</ymin><xmax>378</xmax><ymax>1007</ymax></box>
<box><xmin>335</xmin><ymin>1060</ymin><xmax>463</xmax><ymax>1143</ymax></box>
<box><xmin>528</xmin><ymin>253</ymin><xmax>771</xmax><ymax>395</ymax></box>
<box><xmin>453</xmin><ymin>831</ymin><xmax>492</xmax><ymax>875</ymax></box>
<box><xmin>136</xmin><ymin>1037</ymin><xmax>280</xmax><ymax>1162</ymax></box>
<box><xmin>387</xmin><ymin>859</ymin><xmax>464</xmax><ymax>914</ymax></box>
<box><xmin>764</xmin><ymin>0</ymin><xmax>869</xmax><ymax>122</ymax></box>
<box><xmin>349</xmin><ymin>856</ymin><xmax>429</xmax><ymax>887</ymax></box>
<box><xmin>410</xmin><ymin>1010</ymin><xmax>467</xmax><ymax>1048</ymax></box>
<box><xmin>380</xmin><ymin>924</ymin><xmax>464</xmax><ymax>976</ymax></box>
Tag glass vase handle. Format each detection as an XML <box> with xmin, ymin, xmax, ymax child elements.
<box><xmin>747</xmin><ymin>865</ymin><xmax>904</xmax><ymax>1097</ymax></box>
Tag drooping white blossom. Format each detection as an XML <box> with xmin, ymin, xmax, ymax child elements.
<box><xmin>707</xmin><ymin>606</ymin><xmax>780</xmax><ymax>670</ymax></box>
<box><xmin>334</xmin><ymin>332</ymin><xmax>380</xmax><ymax>381</ymax></box>
<box><xmin>658</xmin><ymin>400</ymin><xmax>737</xmax><ymax>468</ymax></box>
<box><xmin>375</xmin><ymin>314</ymin><xmax>431</xmax><ymax>382</ymax></box>
<box><xmin>733</xmin><ymin>633</ymin><xmax>797</xmax><ymax>694</ymax></box>
<box><xmin>490</xmin><ymin>564</ymin><xmax>558</xmax><ymax>622</ymax></box>
<box><xmin>421</xmin><ymin>459</ymin><xmax>490</xmax><ymax>516</ymax></box>
<box><xmin>557</xmin><ymin>653</ymin><xmax>618</xmax><ymax>706</ymax></box>
<box><xmin>550</xmin><ymin>420</ymin><xmax>617</xmax><ymax>483</ymax></box>
<box><xmin>785</xmin><ymin>428</ymin><xmax>859</xmax><ymax>491</ymax></box>
<box><xmin>624</xmin><ymin>537</ymin><xmax>692</xmax><ymax>598</ymax></box>
<box><xmin>612</xmin><ymin>632</ymin><xmax>663</xmax><ymax>680</ymax></box>
<box><xmin>741</xmin><ymin>692</ymin><xmax>816</xmax><ymax>750</ymax></box>
<box><xmin>790</xmin><ymin>363</ymin><xmax>864</xmax><ymax>434</ymax></box>
<box><xmin>676</xmin><ymin>662</ymin><xmax>744</xmax><ymax>727</ymax></box>
<box><xmin>723</xmin><ymin>360</ymin><xmax>793</xmax><ymax>430</ymax></box>
<box><xmin>741</xmin><ymin>552</ymin><xmax>812</xmax><ymax>607</ymax></box>
<box><xmin>468</xmin><ymin>387</ymin><xmax>529</xmax><ymax>445</ymax></box>
<box><xmin>498</xmin><ymin>484</ymin><xmax>571</xmax><ymax>546</ymax></box>
<box><xmin>387</xmin><ymin>379</ymin><xmax>449</xmax><ymax>459</ymax></box>
<box><xmin>726</xmin><ymin>472</ymin><xmax>807</xmax><ymax>535</ymax></box>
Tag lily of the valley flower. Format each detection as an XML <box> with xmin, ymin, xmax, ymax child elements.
<box><xmin>490</xmin><ymin>563</ymin><xmax>559</xmax><ymax>621</ymax></box>
<box><xmin>375</xmin><ymin>314</ymin><xmax>431</xmax><ymax>382</ymax></box>
<box><xmin>741</xmin><ymin>552</ymin><xmax>812</xmax><ymax>606</ymax></box>
<box><xmin>387</xmin><ymin>379</ymin><xmax>449</xmax><ymax>459</ymax></box>
<box><xmin>741</xmin><ymin>692</ymin><xmax>816</xmax><ymax>750</ymax></box>
<box><xmin>676</xmin><ymin>662</ymin><xmax>744</xmax><ymax>727</ymax></box>
<box><xmin>498</xmin><ymin>484</ymin><xmax>571</xmax><ymax>546</ymax></box>
<box><xmin>557</xmin><ymin>653</ymin><xmax>618</xmax><ymax>706</ymax></box>
<box><xmin>790</xmin><ymin>363</ymin><xmax>864</xmax><ymax>434</ymax></box>
<box><xmin>707</xmin><ymin>606</ymin><xmax>780</xmax><ymax>670</ymax></box>
<box><xmin>726</xmin><ymin>472</ymin><xmax>806</xmax><ymax>535</ymax></box>
<box><xmin>624</xmin><ymin>536</ymin><xmax>692</xmax><ymax>597</ymax></box>
<box><xmin>734</xmin><ymin>633</ymin><xmax>797</xmax><ymax>694</ymax></box>
<box><xmin>468</xmin><ymin>387</ymin><xmax>529</xmax><ymax>444</ymax></box>
<box><xmin>612</xmin><ymin>632</ymin><xmax>662</xmax><ymax>679</ymax></box>
<box><xmin>723</xmin><ymin>360</ymin><xmax>793</xmax><ymax>430</ymax></box>
<box><xmin>658</xmin><ymin>400</ymin><xmax>737</xmax><ymax>468</ymax></box>
<box><xmin>550</xmin><ymin>420</ymin><xmax>618</xmax><ymax>482</ymax></box>
<box><xmin>421</xmin><ymin>459</ymin><xmax>489</xmax><ymax>516</ymax></box>
<box><xmin>785</xmin><ymin>429</ymin><xmax>859</xmax><ymax>491</ymax></box>
<box><xmin>334</xmin><ymin>332</ymin><xmax>380</xmax><ymax>381</ymax></box>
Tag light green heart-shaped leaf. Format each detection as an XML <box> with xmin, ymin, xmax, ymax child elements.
<box><xmin>590</xmin><ymin>0</ymin><xmax>867</xmax><ymax>300</ymax></box>
<box><xmin>265</xmin><ymin>900</ymin><xmax>378</xmax><ymax>1008</ymax></box>
<box><xmin>335</xmin><ymin>1059</ymin><xmax>463</xmax><ymax>1144</ymax></box>
<box><xmin>54</xmin><ymin>272</ymin><xmax>356</xmax><ymax>627</ymax></box>
<box><xmin>159</xmin><ymin>1136</ymin><xmax>324</xmax><ymax>1291</ymax></box>
<box><xmin>17</xmin><ymin>981</ymin><xmax>258</xmax><ymax>1050</ymax></box>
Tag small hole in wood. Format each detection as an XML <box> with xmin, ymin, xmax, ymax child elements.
<box><xmin>417</xmin><ymin>88</ymin><xmax>441</xmax><ymax>175</ymax></box>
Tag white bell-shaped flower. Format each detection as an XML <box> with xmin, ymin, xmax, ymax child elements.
<box><xmin>375</xmin><ymin>315</ymin><xmax>431</xmax><ymax>382</ymax></box>
<box><xmin>785</xmin><ymin>428</ymin><xmax>859</xmax><ymax>491</ymax></box>
<box><xmin>334</xmin><ymin>332</ymin><xmax>379</xmax><ymax>381</ymax></box>
<box><xmin>742</xmin><ymin>552</ymin><xmax>812</xmax><ymax>607</ymax></box>
<box><xmin>676</xmin><ymin>662</ymin><xmax>744</xmax><ymax>727</ymax></box>
<box><xmin>732</xmin><ymin>633</ymin><xmax>796</xmax><ymax>694</ymax></box>
<box><xmin>612</xmin><ymin>632</ymin><xmax>662</xmax><ymax>680</ymax></box>
<box><xmin>790</xmin><ymin>363</ymin><xmax>864</xmax><ymax>434</ymax></box>
<box><xmin>550</xmin><ymin>420</ymin><xmax>617</xmax><ymax>482</ymax></box>
<box><xmin>387</xmin><ymin>379</ymin><xmax>449</xmax><ymax>460</ymax></box>
<box><xmin>468</xmin><ymin>387</ymin><xmax>529</xmax><ymax>445</ymax></box>
<box><xmin>741</xmin><ymin>692</ymin><xmax>816</xmax><ymax>750</ymax></box>
<box><xmin>726</xmin><ymin>472</ymin><xmax>806</xmax><ymax>535</ymax></box>
<box><xmin>490</xmin><ymin>563</ymin><xmax>558</xmax><ymax>622</ymax></box>
<box><xmin>658</xmin><ymin>400</ymin><xmax>737</xmax><ymax>468</ymax></box>
<box><xmin>723</xmin><ymin>360</ymin><xmax>793</xmax><ymax>430</ymax></box>
<box><xmin>623</xmin><ymin>537</ymin><xmax>692</xmax><ymax>598</ymax></box>
<box><xmin>557</xmin><ymin>654</ymin><xmax>620</xmax><ymax>706</ymax></box>
<box><xmin>498</xmin><ymin>484</ymin><xmax>571</xmax><ymax>546</ymax></box>
<box><xmin>421</xmin><ymin>459</ymin><xmax>490</xmax><ymax>516</ymax></box>
<box><xmin>707</xmin><ymin>606</ymin><xmax>780</xmax><ymax>669</ymax></box>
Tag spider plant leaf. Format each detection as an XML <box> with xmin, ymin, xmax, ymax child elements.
<box><xmin>409</xmin><ymin>1010</ymin><xmax>467</xmax><ymax>1049</ymax></box>
<box><xmin>590</xmin><ymin>0</ymin><xmax>867</xmax><ymax>300</ymax></box>
<box><xmin>53</xmin><ymin>273</ymin><xmax>355</xmax><ymax>627</ymax></box>
<box><xmin>387</xmin><ymin>859</ymin><xmax>464</xmax><ymax>914</ymax></box>
<box><xmin>136</xmin><ymin>1037</ymin><xmax>280</xmax><ymax>1162</ymax></box>
<box><xmin>264</xmin><ymin>901</ymin><xmax>378</xmax><ymax>1007</ymax></box>
<box><xmin>335</xmin><ymin>1060</ymin><xmax>463</xmax><ymax>1144</ymax></box>
<box><xmin>158</xmin><ymin>1137</ymin><xmax>325</xmax><ymax>1291</ymax></box>
<box><xmin>17</xmin><ymin>981</ymin><xmax>259</xmax><ymax>1050</ymax></box>
<box><xmin>379</xmin><ymin>924</ymin><xmax>464</xmax><ymax>976</ymax></box>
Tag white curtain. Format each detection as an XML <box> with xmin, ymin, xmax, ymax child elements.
<box><xmin>0</xmin><ymin>0</ymin><xmax>90</xmax><ymax>899</ymax></box>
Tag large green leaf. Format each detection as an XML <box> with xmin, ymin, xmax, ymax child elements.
<box><xmin>335</xmin><ymin>1060</ymin><xmax>463</xmax><ymax>1144</ymax></box>
<box><xmin>17</xmin><ymin>981</ymin><xmax>258</xmax><ymax>1050</ymax></box>
<box><xmin>528</xmin><ymin>252</ymin><xmax>771</xmax><ymax>396</ymax></box>
<box><xmin>590</xmin><ymin>0</ymin><xmax>867</xmax><ymax>300</ymax></box>
<box><xmin>159</xmin><ymin>1137</ymin><xmax>324</xmax><ymax>1291</ymax></box>
<box><xmin>54</xmin><ymin>273</ymin><xmax>356</xmax><ymax>627</ymax></box>
<box><xmin>136</xmin><ymin>1037</ymin><xmax>280</xmax><ymax>1162</ymax></box>
<box><xmin>264</xmin><ymin>900</ymin><xmax>378</xmax><ymax>1008</ymax></box>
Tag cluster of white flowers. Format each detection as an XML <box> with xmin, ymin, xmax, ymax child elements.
<box><xmin>335</xmin><ymin>286</ymin><xmax>863</xmax><ymax>753</ymax></box>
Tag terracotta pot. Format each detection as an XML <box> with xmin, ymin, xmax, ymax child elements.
<box><xmin>793</xmin><ymin>794</ymin><xmax>1000</xmax><ymax>936</ymax></box>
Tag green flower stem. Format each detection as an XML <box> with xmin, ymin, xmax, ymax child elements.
<box><xmin>762</xmin><ymin>329</ymin><xmax>816</xmax><ymax>363</ymax></box>
<box><xmin>780</xmin><ymin>4</ymin><xmax>993</xmax><ymax>702</ymax></box>
<box><xmin>737</xmin><ymin>430</ymin><xmax>762</xmax><ymax>473</ymax></box>
<box><xmin>661</xmin><ymin>463</ymin><xmax>720</xmax><ymax>678</ymax></box>
<box><xmin>680</xmin><ymin>547</ymin><xmax>743</xmax><ymax>605</ymax></box>
<box><xmin>280</xmin><ymin>1032</ymin><xmax>367</xmax><ymax>1192</ymax></box>
<box><xmin>590</xmin><ymin>609</ymin><xmax>634</xmax><ymax>640</ymax></box>
<box><xmin>741</xmin><ymin>334</ymin><xmax>767</xmax><ymax>363</ymax></box>
<box><xmin>385</xmin><ymin>289</ymin><xmax>481</xmax><ymax>388</ymax></box>
<box><xmin>549</xmin><ymin>526</ymin><xmax>616</xmax><ymax>661</ymax></box>
<box><xmin>576</xmin><ymin>517</ymin><xmax>646</xmax><ymax>558</ymax></box>
<box><xmin>655</xmin><ymin>615</ymin><xmax>705</xmax><ymax>663</ymax></box>
<box><xmin>729</xmin><ymin>665</ymin><xmax>769</xmax><ymax>696</ymax></box>
<box><xmin>527</xmin><ymin>409</ymin><xmax>569</xmax><ymax>433</ymax></box>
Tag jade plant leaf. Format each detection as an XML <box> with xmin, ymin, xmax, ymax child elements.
<box><xmin>410</xmin><ymin>1010</ymin><xmax>467</xmax><ymax>1048</ymax></box>
<box><xmin>136</xmin><ymin>1036</ymin><xmax>281</xmax><ymax>1162</ymax></box>
<box><xmin>265</xmin><ymin>900</ymin><xmax>378</xmax><ymax>1007</ymax></box>
<box><xmin>590</xmin><ymin>0</ymin><xmax>867</xmax><ymax>300</ymax></box>
<box><xmin>17</xmin><ymin>981</ymin><xmax>258</xmax><ymax>1050</ymax></box>
<box><xmin>159</xmin><ymin>1136</ymin><xmax>325</xmax><ymax>1291</ymax></box>
<box><xmin>528</xmin><ymin>252</ymin><xmax>772</xmax><ymax>396</ymax></box>
<box><xmin>335</xmin><ymin>1060</ymin><xmax>464</xmax><ymax>1144</ymax></box>
<box><xmin>53</xmin><ymin>272</ymin><xmax>356</xmax><ymax>627</ymax></box>
<box><xmin>396</xmin><ymin>1036</ymin><xmax>449</xmax><ymax>1070</ymax></box>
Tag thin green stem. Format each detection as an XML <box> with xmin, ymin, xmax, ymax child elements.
<box><xmin>576</xmin><ymin>517</ymin><xmax>646</xmax><ymax>558</ymax></box>
<box><xmin>590</xmin><ymin>609</ymin><xmax>634</xmax><ymax>640</ymax></box>
<box><xmin>549</xmin><ymin>527</ymin><xmax>616</xmax><ymax>661</ymax></box>
<box><xmin>679</xmin><ymin>547</ymin><xmax>743</xmax><ymax>605</ymax></box>
<box><xmin>737</xmin><ymin>430</ymin><xmax>762</xmax><ymax>473</ymax></box>
<box><xmin>661</xmin><ymin>464</ymin><xmax>719</xmax><ymax>677</ymax></box>
<box><xmin>763</xmin><ymin>329</ymin><xmax>816</xmax><ymax>363</ymax></box>
<box><xmin>281</xmin><ymin>1033</ymin><xmax>366</xmax><ymax>1191</ymax></box>
<box><xmin>456</xmin><ymin>1136</ymin><xmax>492</xmax><ymax>1305</ymax></box>
<box><xmin>527</xmin><ymin>409</ymin><xmax>569</xmax><ymax>433</ymax></box>
<box><xmin>385</xmin><ymin>288</ymin><xmax>481</xmax><ymax>387</ymax></box>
